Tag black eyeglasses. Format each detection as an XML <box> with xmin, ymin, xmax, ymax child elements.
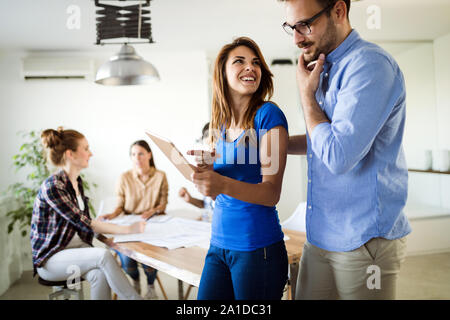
<box><xmin>282</xmin><ymin>3</ymin><xmax>335</xmax><ymax>36</ymax></box>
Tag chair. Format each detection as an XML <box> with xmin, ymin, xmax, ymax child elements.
<box><xmin>38</xmin><ymin>276</ymin><xmax>85</xmax><ymax>300</ymax></box>
<box><xmin>281</xmin><ymin>201</ymin><xmax>307</xmax><ymax>300</ymax></box>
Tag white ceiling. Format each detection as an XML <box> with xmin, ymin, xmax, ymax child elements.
<box><xmin>1</xmin><ymin>0</ymin><xmax>450</xmax><ymax>58</ymax></box>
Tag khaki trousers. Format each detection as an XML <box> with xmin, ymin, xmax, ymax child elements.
<box><xmin>295</xmin><ymin>237</ymin><xmax>408</xmax><ymax>300</ymax></box>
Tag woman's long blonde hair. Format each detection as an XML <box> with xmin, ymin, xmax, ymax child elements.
<box><xmin>209</xmin><ymin>37</ymin><xmax>274</xmax><ymax>145</ymax></box>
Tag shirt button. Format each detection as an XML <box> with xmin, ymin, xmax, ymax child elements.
<box><xmin>325</xmin><ymin>73</ymin><xmax>329</xmax><ymax>77</ymax></box>
<box><xmin>309</xmin><ymin>154</ymin><xmax>312</xmax><ymax>158</ymax></box>
<box><xmin>308</xmin><ymin>205</ymin><xmax>312</xmax><ymax>210</ymax></box>
<box><xmin>319</xmin><ymin>101</ymin><xmax>323</xmax><ymax>105</ymax></box>
<box><xmin>308</xmin><ymin>179</ymin><xmax>311</xmax><ymax>183</ymax></box>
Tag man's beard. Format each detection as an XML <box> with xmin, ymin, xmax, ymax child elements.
<box><xmin>301</xmin><ymin>17</ymin><xmax>338</xmax><ymax>64</ymax></box>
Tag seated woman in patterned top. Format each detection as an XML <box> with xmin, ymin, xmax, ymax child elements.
<box><xmin>31</xmin><ymin>127</ymin><xmax>145</xmax><ymax>300</ymax></box>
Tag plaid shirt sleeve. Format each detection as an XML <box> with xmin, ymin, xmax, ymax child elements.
<box><xmin>42</xmin><ymin>179</ymin><xmax>92</xmax><ymax>234</ymax></box>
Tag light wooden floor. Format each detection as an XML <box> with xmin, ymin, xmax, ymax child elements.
<box><xmin>1</xmin><ymin>252</ymin><xmax>449</xmax><ymax>300</ymax></box>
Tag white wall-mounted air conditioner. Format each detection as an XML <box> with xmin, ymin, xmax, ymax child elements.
<box><xmin>21</xmin><ymin>57</ymin><xmax>95</xmax><ymax>80</ymax></box>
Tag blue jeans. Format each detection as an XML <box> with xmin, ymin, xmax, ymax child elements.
<box><xmin>115</xmin><ymin>250</ymin><xmax>157</xmax><ymax>285</ymax></box>
<box><xmin>197</xmin><ymin>240</ymin><xmax>288</xmax><ymax>300</ymax></box>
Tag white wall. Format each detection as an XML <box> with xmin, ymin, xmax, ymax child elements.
<box><xmin>379</xmin><ymin>41</ymin><xmax>450</xmax><ymax>216</ymax></box>
<box><xmin>434</xmin><ymin>34</ymin><xmax>450</xmax><ymax>151</ymax></box>
<box><xmin>391</xmin><ymin>43</ymin><xmax>446</xmax><ymax>215</ymax></box>
<box><xmin>433</xmin><ymin>33</ymin><xmax>450</xmax><ymax>213</ymax></box>
<box><xmin>0</xmin><ymin>197</ymin><xmax>32</xmax><ymax>296</ymax></box>
<box><xmin>394</xmin><ymin>42</ymin><xmax>439</xmax><ymax>169</ymax></box>
<box><xmin>380</xmin><ymin>34</ymin><xmax>450</xmax><ymax>254</ymax></box>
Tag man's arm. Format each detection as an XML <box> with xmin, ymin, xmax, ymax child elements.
<box><xmin>296</xmin><ymin>53</ymin><xmax>330</xmax><ymax>138</ymax></box>
<box><xmin>301</xmin><ymin>94</ymin><xmax>331</xmax><ymax>137</ymax></box>
<box><xmin>188</xmin><ymin>197</ymin><xmax>206</xmax><ymax>209</ymax></box>
<box><xmin>179</xmin><ymin>187</ymin><xmax>205</xmax><ymax>208</ymax></box>
<box><xmin>287</xmin><ymin>53</ymin><xmax>328</xmax><ymax>157</ymax></box>
<box><xmin>297</xmin><ymin>52</ymin><xmax>403</xmax><ymax>174</ymax></box>
<box><xmin>288</xmin><ymin>134</ymin><xmax>307</xmax><ymax>155</ymax></box>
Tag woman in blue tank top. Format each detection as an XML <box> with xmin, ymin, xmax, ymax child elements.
<box><xmin>190</xmin><ymin>37</ymin><xmax>289</xmax><ymax>300</ymax></box>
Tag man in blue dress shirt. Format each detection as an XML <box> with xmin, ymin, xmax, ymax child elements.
<box><xmin>279</xmin><ymin>0</ymin><xmax>412</xmax><ymax>299</ymax></box>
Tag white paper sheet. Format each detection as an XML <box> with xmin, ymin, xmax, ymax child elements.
<box><xmin>107</xmin><ymin>215</ymin><xmax>211</xmax><ymax>250</ymax></box>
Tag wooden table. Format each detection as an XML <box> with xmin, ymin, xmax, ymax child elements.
<box><xmin>98</xmin><ymin>221</ymin><xmax>306</xmax><ymax>299</ymax></box>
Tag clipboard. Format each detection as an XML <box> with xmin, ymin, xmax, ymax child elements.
<box><xmin>145</xmin><ymin>131</ymin><xmax>195</xmax><ymax>181</ymax></box>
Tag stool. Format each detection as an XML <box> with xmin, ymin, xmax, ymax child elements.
<box><xmin>38</xmin><ymin>276</ymin><xmax>85</xmax><ymax>300</ymax></box>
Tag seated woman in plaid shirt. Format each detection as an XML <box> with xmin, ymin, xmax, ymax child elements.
<box><xmin>31</xmin><ymin>127</ymin><xmax>145</xmax><ymax>300</ymax></box>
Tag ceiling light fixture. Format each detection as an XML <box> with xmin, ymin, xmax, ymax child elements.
<box><xmin>94</xmin><ymin>0</ymin><xmax>159</xmax><ymax>86</ymax></box>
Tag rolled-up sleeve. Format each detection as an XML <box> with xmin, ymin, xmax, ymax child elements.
<box><xmin>310</xmin><ymin>52</ymin><xmax>404</xmax><ymax>175</ymax></box>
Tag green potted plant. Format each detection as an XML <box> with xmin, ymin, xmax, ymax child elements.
<box><xmin>2</xmin><ymin>130</ymin><xmax>97</xmax><ymax>236</ymax></box>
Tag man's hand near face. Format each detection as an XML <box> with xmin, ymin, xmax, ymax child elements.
<box><xmin>296</xmin><ymin>52</ymin><xmax>330</xmax><ymax>137</ymax></box>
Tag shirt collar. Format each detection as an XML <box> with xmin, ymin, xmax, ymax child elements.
<box><xmin>326</xmin><ymin>29</ymin><xmax>360</xmax><ymax>65</ymax></box>
<box><xmin>132</xmin><ymin>166</ymin><xmax>156</xmax><ymax>180</ymax></box>
<box><xmin>57</xmin><ymin>169</ymin><xmax>83</xmax><ymax>195</ymax></box>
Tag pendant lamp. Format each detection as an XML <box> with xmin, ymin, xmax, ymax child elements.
<box><xmin>94</xmin><ymin>0</ymin><xmax>159</xmax><ymax>85</ymax></box>
<box><xmin>95</xmin><ymin>43</ymin><xmax>159</xmax><ymax>85</ymax></box>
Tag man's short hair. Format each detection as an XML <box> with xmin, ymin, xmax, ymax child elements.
<box><xmin>278</xmin><ymin>0</ymin><xmax>351</xmax><ymax>19</ymax></box>
<box><xmin>317</xmin><ymin>0</ymin><xmax>350</xmax><ymax>18</ymax></box>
